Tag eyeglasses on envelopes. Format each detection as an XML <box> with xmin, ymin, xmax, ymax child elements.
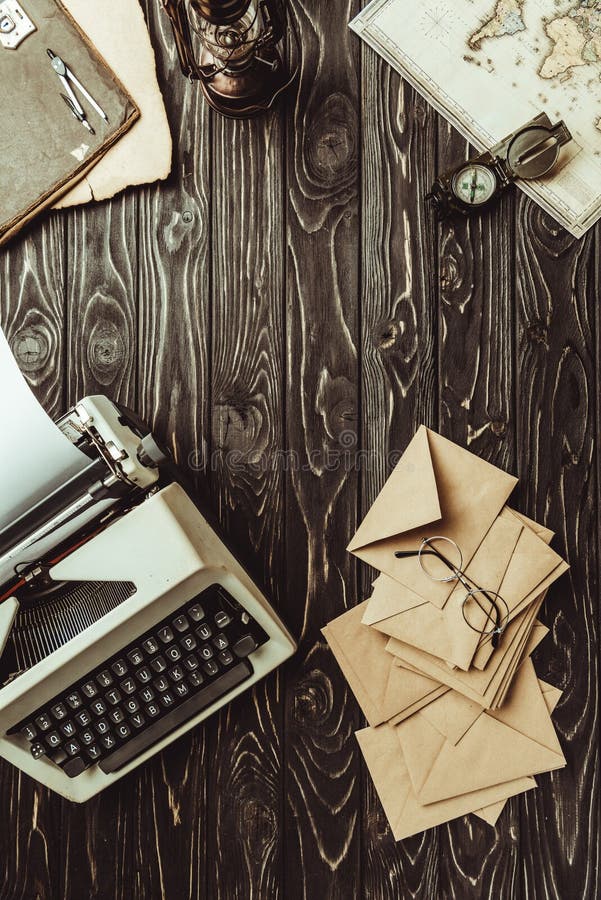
<box><xmin>394</xmin><ymin>536</ymin><xmax>509</xmax><ymax>648</ymax></box>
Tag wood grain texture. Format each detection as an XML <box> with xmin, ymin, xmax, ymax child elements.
<box><xmin>514</xmin><ymin>201</ymin><xmax>599</xmax><ymax>900</ymax></box>
<box><xmin>207</xmin><ymin>108</ymin><xmax>286</xmax><ymax>900</ymax></box>
<box><xmin>435</xmin><ymin>125</ymin><xmax>521</xmax><ymax>900</ymax></box>
<box><xmin>284</xmin><ymin>1</ymin><xmax>361</xmax><ymax>898</ymax></box>
<box><xmin>359</xmin><ymin>51</ymin><xmax>440</xmax><ymax>899</ymax></box>
<box><xmin>0</xmin><ymin>1</ymin><xmax>599</xmax><ymax>897</ymax></box>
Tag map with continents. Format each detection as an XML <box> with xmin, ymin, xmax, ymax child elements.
<box><xmin>350</xmin><ymin>0</ymin><xmax>601</xmax><ymax>236</ymax></box>
<box><xmin>469</xmin><ymin>0</ymin><xmax>601</xmax><ymax>129</ymax></box>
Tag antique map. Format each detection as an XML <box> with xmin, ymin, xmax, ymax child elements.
<box><xmin>351</xmin><ymin>0</ymin><xmax>601</xmax><ymax>236</ymax></box>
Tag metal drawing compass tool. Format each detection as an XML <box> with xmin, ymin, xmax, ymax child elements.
<box><xmin>426</xmin><ymin>113</ymin><xmax>573</xmax><ymax>219</ymax></box>
<box><xmin>47</xmin><ymin>48</ymin><xmax>109</xmax><ymax>136</ymax></box>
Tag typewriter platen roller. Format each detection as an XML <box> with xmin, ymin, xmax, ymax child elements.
<box><xmin>0</xmin><ymin>395</ymin><xmax>296</xmax><ymax>801</ymax></box>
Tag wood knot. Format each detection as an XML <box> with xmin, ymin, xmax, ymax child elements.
<box><xmin>374</xmin><ymin>321</ymin><xmax>398</xmax><ymax>351</ymax></box>
<box><xmin>490</xmin><ymin>420</ymin><xmax>507</xmax><ymax>437</ymax></box>
<box><xmin>241</xmin><ymin>798</ymin><xmax>276</xmax><ymax>845</ymax></box>
<box><xmin>293</xmin><ymin>675</ymin><xmax>332</xmax><ymax>726</ymax></box>
<box><xmin>87</xmin><ymin>320</ymin><xmax>125</xmax><ymax>385</ymax></box>
<box><xmin>213</xmin><ymin>400</ymin><xmax>266</xmax><ymax>462</ymax></box>
<box><xmin>440</xmin><ymin>255</ymin><xmax>461</xmax><ymax>293</ymax></box>
<box><xmin>11</xmin><ymin>326</ymin><xmax>50</xmax><ymax>373</ymax></box>
<box><xmin>526</xmin><ymin>319</ymin><xmax>548</xmax><ymax>346</ymax></box>
<box><xmin>315</xmin><ymin>373</ymin><xmax>357</xmax><ymax>445</ymax></box>
<box><xmin>305</xmin><ymin>94</ymin><xmax>357</xmax><ymax>189</ymax></box>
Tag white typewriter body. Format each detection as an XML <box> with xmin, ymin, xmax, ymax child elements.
<box><xmin>0</xmin><ymin>396</ymin><xmax>295</xmax><ymax>802</ymax></box>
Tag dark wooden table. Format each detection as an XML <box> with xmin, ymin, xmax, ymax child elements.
<box><xmin>0</xmin><ymin>2</ymin><xmax>598</xmax><ymax>898</ymax></box>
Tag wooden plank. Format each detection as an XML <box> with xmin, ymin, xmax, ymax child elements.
<box><xmin>435</xmin><ymin>127</ymin><xmax>521</xmax><ymax>898</ymax></box>
<box><xmin>514</xmin><ymin>203</ymin><xmax>600</xmax><ymax>900</ymax></box>
<box><xmin>284</xmin><ymin>1</ymin><xmax>362</xmax><ymax>897</ymax></box>
<box><xmin>0</xmin><ymin>216</ymin><xmax>67</xmax><ymax>900</ymax></box>
<box><xmin>358</xmin><ymin>49</ymin><xmax>440</xmax><ymax>898</ymax></box>
<box><xmin>123</xmin><ymin>3</ymin><xmax>212</xmax><ymax>899</ymax></box>
<box><xmin>206</xmin><ymin>107</ymin><xmax>286</xmax><ymax>899</ymax></box>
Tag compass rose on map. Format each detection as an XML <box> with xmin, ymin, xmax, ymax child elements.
<box><xmin>420</xmin><ymin>4</ymin><xmax>452</xmax><ymax>44</ymax></box>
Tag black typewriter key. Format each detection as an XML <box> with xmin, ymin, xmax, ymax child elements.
<box><xmin>188</xmin><ymin>671</ymin><xmax>204</xmax><ymax>688</ymax></box>
<box><xmin>116</xmin><ymin>723</ymin><xmax>131</xmax><ymax>740</ymax></box>
<box><xmin>151</xmin><ymin>655</ymin><xmax>167</xmax><ymax>673</ymax></box>
<box><xmin>172</xmin><ymin>614</ymin><xmax>189</xmax><ymax>633</ymax></box>
<box><xmin>35</xmin><ymin>712</ymin><xmax>52</xmax><ymax>731</ymax></box>
<box><xmin>91</xmin><ymin>699</ymin><xmax>107</xmax><ymax>716</ymax></box>
<box><xmin>219</xmin><ymin>649</ymin><xmax>234</xmax><ymax>667</ymax></box>
<box><xmin>106</xmin><ymin>688</ymin><xmax>122</xmax><ymax>706</ymax></box>
<box><xmin>65</xmin><ymin>739</ymin><xmax>81</xmax><ymax>757</ymax></box>
<box><xmin>188</xmin><ymin>603</ymin><xmax>204</xmax><ymax>622</ymax></box>
<box><xmin>108</xmin><ymin>707</ymin><xmax>125</xmax><ymax>724</ymax></box>
<box><xmin>112</xmin><ymin>659</ymin><xmax>128</xmax><ymax>677</ymax></box>
<box><xmin>232</xmin><ymin>635</ymin><xmax>258</xmax><ymax>658</ymax></box>
<box><xmin>166</xmin><ymin>645</ymin><xmax>181</xmax><ymax>662</ymax></box>
<box><xmin>183</xmin><ymin>654</ymin><xmax>199</xmax><ymax>672</ymax></box>
<box><xmin>61</xmin><ymin>721</ymin><xmax>76</xmax><ymax>737</ymax></box>
<box><xmin>215</xmin><ymin>611</ymin><xmax>232</xmax><ymax>629</ymax></box>
<box><xmin>181</xmin><ymin>634</ymin><xmax>197</xmax><ymax>652</ymax></box>
<box><xmin>131</xmin><ymin>712</ymin><xmax>145</xmax><ymax>729</ymax></box>
<box><xmin>21</xmin><ymin>723</ymin><xmax>37</xmax><ymax>741</ymax></box>
<box><xmin>160</xmin><ymin>692</ymin><xmax>175</xmax><ymax>708</ymax></box>
<box><xmin>140</xmin><ymin>686</ymin><xmax>154</xmax><ymax>703</ymax></box>
<box><xmin>203</xmin><ymin>660</ymin><xmax>219</xmax><ymax>677</ymax></box>
<box><xmin>120</xmin><ymin>677</ymin><xmax>136</xmax><ymax>695</ymax></box>
<box><xmin>65</xmin><ymin>692</ymin><xmax>83</xmax><ymax>710</ymax></box>
<box><xmin>127</xmin><ymin>648</ymin><xmax>144</xmax><ymax>666</ymax></box>
<box><xmin>100</xmin><ymin>733</ymin><xmax>117</xmax><ymax>750</ymax></box>
<box><xmin>154</xmin><ymin>675</ymin><xmax>170</xmax><ymax>692</ymax></box>
<box><xmin>124</xmin><ymin>698</ymin><xmax>139</xmax><ymax>714</ymax></box>
<box><xmin>81</xmin><ymin>681</ymin><xmax>98</xmax><ymax>699</ymax></box>
<box><xmin>50</xmin><ymin>703</ymin><xmax>67</xmax><ymax>721</ymax></box>
<box><xmin>30</xmin><ymin>742</ymin><xmax>47</xmax><ymax>759</ymax></box>
<box><xmin>86</xmin><ymin>744</ymin><xmax>102</xmax><ymax>761</ymax></box>
<box><xmin>80</xmin><ymin>729</ymin><xmax>95</xmax><ymax>746</ymax></box>
<box><xmin>158</xmin><ymin>625</ymin><xmax>174</xmax><ymax>644</ymax></box>
<box><xmin>213</xmin><ymin>633</ymin><xmax>229</xmax><ymax>651</ymax></box>
<box><xmin>199</xmin><ymin>645</ymin><xmax>214</xmax><ymax>661</ymax></box>
<box><xmin>97</xmin><ymin>670</ymin><xmax>113</xmax><ymax>688</ymax></box>
<box><xmin>168</xmin><ymin>665</ymin><xmax>184</xmax><ymax>683</ymax></box>
<box><xmin>196</xmin><ymin>623</ymin><xmax>212</xmax><ymax>641</ymax></box>
<box><xmin>95</xmin><ymin>719</ymin><xmax>110</xmax><ymax>735</ymax></box>
<box><xmin>75</xmin><ymin>710</ymin><xmax>92</xmax><ymax>727</ymax></box>
<box><xmin>45</xmin><ymin>731</ymin><xmax>61</xmax><ymax>749</ymax></box>
<box><xmin>146</xmin><ymin>703</ymin><xmax>160</xmax><ymax>718</ymax></box>
<box><xmin>142</xmin><ymin>637</ymin><xmax>159</xmax><ymax>655</ymax></box>
<box><xmin>174</xmin><ymin>682</ymin><xmax>189</xmax><ymax>698</ymax></box>
<box><xmin>64</xmin><ymin>756</ymin><xmax>87</xmax><ymax>777</ymax></box>
<box><xmin>135</xmin><ymin>666</ymin><xmax>152</xmax><ymax>684</ymax></box>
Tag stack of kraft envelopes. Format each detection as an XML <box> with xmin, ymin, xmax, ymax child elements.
<box><xmin>323</xmin><ymin>425</ymin><xmax>569</xmax><ymax>840</ymax></box>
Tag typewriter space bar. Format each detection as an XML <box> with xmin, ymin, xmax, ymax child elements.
<box><xmin>99</xmin><ymin>662</ymin><xmax>252</xmax><ymax>774</ymax></box>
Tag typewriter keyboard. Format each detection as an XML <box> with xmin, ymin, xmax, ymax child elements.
<box><xmin>8</xmin><ymin>584</ymin><xmax>269</xmax><ymax>778</ymax></box>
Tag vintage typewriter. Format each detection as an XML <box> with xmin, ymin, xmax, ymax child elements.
<box><xmin>0</xmin><ymin>395</ymin><xmax>296</xmax><ymax>802</ymax></box>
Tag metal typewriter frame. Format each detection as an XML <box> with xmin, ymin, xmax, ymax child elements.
<box><xmin>0</xmin><ymin>400</ymin><xmax>296</xmax><ymax>802</ymax></box>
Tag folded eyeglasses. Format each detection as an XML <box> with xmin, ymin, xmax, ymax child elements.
<box><xmin>394</xmin><ymin>536</ymin><xmax>509</xmax><ymax>648</ymax></box>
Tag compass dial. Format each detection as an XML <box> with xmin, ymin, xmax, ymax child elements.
<box><xmin>452</xmin><ymin>164</ymin><xmax>498</xmax><ymax>206</ymax></box>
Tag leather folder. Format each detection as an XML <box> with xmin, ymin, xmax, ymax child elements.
<box><xmin>0</xmin><ymin>0</ymin><xmax>139</xmax><ymax>246</ymax></box>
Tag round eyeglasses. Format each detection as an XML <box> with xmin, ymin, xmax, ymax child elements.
<box><xmin>395</xmin><ymin>536</ymin><xmax>509</xmax><ymax>647</ymax></box>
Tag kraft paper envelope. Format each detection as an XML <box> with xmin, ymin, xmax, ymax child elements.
<box><xmin>397</xmin><ymin>660</ymin><xmax>565</xmax><ymax>805</ymax></box>
<box><xmin>363</xmin><ymin>510</ymin><xmax>523</xmax><ymax>670</ymax></box>
<box><xmin>347</xmin><ymin>426</ymin><xmax>518</xmax><ymax>609</ymax></box>
<box><xmin>474</xmin><ymin>678</ymin><xmax>563</xmax><ymax>826</ymax></box>
<box><xmin>366</xmin><ymin>508</ymin><xmax>567</xmax><ymax>672</ymax></box>
<box><xmin>322</xmin><ymin>602</ymin><xmax>447</xmax><ymax>726</ymax></box>
<box><xmin>387</xmin><ymin>606</ymin><xmax>548</xmax><ymax>708</ymax></box>
<box><xmin>355</xmin><ymin>723</ymin><xmax>538</xmax><ymax>841</ymax></box>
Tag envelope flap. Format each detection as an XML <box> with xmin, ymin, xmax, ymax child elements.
<box><xmin>421</xmin><ymin>690</ymin><xmax>484</xmax><ymax>745</ymax></box>
<box><xmin>347</xmin><ymin>426</ymin><xmax>441</xmax><ymax>552</ymax></box>
<box><xmin>361</xmin><ymin>574</ymin><xmax>426</xmax><ymax>627</ymax></box>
